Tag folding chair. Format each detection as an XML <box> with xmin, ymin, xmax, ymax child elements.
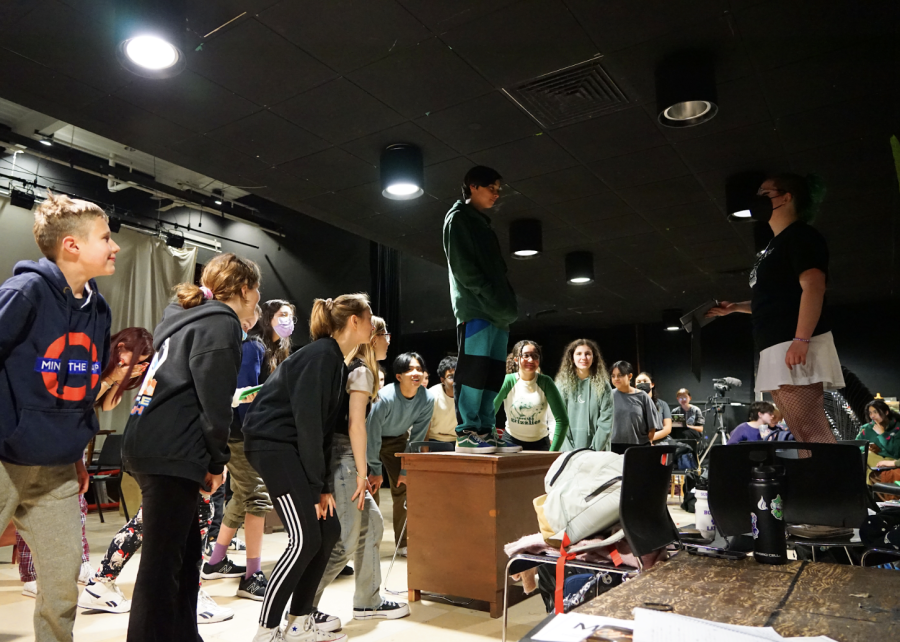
<box><xmin>87</xmin><ymin>433</ymin><xmax>129</xmax><ymax>523</ymax></box>
<box><xmin>501</xmin><ymin>445</ymin><xmax>679</xmax><ymax>642</ymax></box>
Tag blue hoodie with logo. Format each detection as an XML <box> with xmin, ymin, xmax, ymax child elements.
<box><xmin>0</xmin><ymin>258</ymin><xmax>111</xmax><ymax>466</ymax></box>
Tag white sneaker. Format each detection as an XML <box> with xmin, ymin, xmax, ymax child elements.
<box><xmin>229</xmin><ymin>536</ymin><xmax>247</xmax><ymax>551</ymax></box>
<box><xmin>78</xmin><ymin>561</ymin><xmax>94</xmax><ymax>585</ymax></box>
<box><xmin>253</xmin><ymin>625</ymin><xmax>285</xmax><ymax>642</ymax></box>
<box><xmin>311</xmin><ymin>609</ymin><xmax>342</xmax><ymax>632</ymax></box>
<box><xmin>284</xmin><ymin>614</ymin><xmax>348</xmax><ymax>642</ymax></box>
<box><xmin>397</xmin><ymin>546</ymin><xmax>408</xmax><ymax>557</ymax></box>
<box><xmin>196</xmin><ymin>589</ymin><xmax>234</xmax><ymax>624</ymax></box>
<box><xmin>78</xmin><ymin>580</ymin><xmax>131</xmax><ymax>613</ymax></box>
<box><xmin>22</xmin><ymin>581</ymin><xmax>36</xmax><ymax>598</ymax></box>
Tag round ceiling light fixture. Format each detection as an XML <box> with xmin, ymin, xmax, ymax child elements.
<box><xmin>115</xmin><ymin>1</ymin><xmax>186</xmax><ymax>79</ymax></box>
<box><xmin>662</xmin><ymin>309</ymin><xmax>683</xmax><ymax>331</ymax></box>
<box><xmin>510</xmin><ymin>219</ymin><xmax>542</xmax><ymax>259</ymax></box>
<box><xmin>565</xmin><ymin>251</ymin><xmax>594</xmax><ymax>285</ymax></box>
<box><xmin>656</xmin><ymin>51</ymin><xmax>718</xmax><ymax>128</ymax></box>
<box><xmin>381</xmin><ymin>144</ymin><xmax>424</xmax><ymax>200</ymax></box>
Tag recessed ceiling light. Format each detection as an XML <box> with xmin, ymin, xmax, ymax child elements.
<box><xmin>565</xmin><ymin>251</ymin><xmax>594</xmax><ymax>285</ymax></box>
<box><xmin>385</xmin><ymin>182</ymin><xmax>422</xmax><ymax>197</ymax></box>
<box><xmin>514</xmin><ymin>249</ymin><xmax>539</xmax><ymax>257</ymax></box>
<box><xmin>124</xmin><ymin>35</ymin><xmax>180</xmax><ymax>70</ymax></box>
<box><xmin>732</xmin><ymin>209</ymin><xmax>752</xmax><ymax>218</ymax></box>
<box><xmin>656</xmin><ymin>52</ymin><xmax>718</xmax><ymax>128</ymax></box>
<box><xmin>381</xmin><ymin>144</ymin><xmax>424</xmax><ymax>200</ymax></box>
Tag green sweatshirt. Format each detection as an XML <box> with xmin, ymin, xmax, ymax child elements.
<box><xmin>443</xmin><ymin>200</ymin><xmax>518</xmax><ymax>330</ymax></box>
<box><xmin>559</xmin><ymin>377</ymin><xmax>614</xmax><ymax>452</ymax></box>
<box><xmin>493</xmin><ymin>373</ymin><xmax>569</xmax><ymax>451</ymax></box>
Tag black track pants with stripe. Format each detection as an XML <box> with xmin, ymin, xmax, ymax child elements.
<box><xmin>248</xmin><ymin>449</ymin><xmax>341</xmax><ymax>629</ymax></box>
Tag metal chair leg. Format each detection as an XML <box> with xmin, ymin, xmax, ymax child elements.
<box><xmin>383</xmin><ymin>518</ymin><xmax>408</xmax><ymax>595</ymax></box>
<box><xmin>501</xmin><ymin>556</ymin><xmax>516</xmax><ymax>642</ymax></box>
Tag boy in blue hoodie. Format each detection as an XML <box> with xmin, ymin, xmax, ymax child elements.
<box><xmin>0</xmin><ymin>193</ymin><xmax>117</xmax><ymax>642</ymax></box>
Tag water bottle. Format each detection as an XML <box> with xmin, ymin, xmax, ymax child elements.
<box><xmin>749</xmin><ymin>465</ymin><xmax>787</xmax><ymax>565</ymax></box>
<box><xmin>694</xmin><ymin>489</ymin><xmax>716</xmax><ymax>541</ymax></box>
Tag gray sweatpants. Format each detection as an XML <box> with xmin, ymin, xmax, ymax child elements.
<box><xmin>0</xmin><ymin>461</ymin><xmax>82</xmax><ymax>642</ymax></box>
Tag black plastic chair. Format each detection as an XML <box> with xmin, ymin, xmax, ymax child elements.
<box><xmin>861</xmin><ymin>482</ymin><xmax>900</xmax><ymax>567</ymax></box>
<box><xmin>501</xmin><ymin>445</ymin><xmax>679</xmax><ymax>642</ymax></box>
<box><xmin>708</xmin><ymin>442</ymin><xmax>869</xmax><ymax>562</ymax></box>
<box><xmin>87</xmin><ymin>434</ymin><xmax>128</xmax><ymax>523</ymax></box>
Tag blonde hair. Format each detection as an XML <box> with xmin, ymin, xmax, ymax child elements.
<box><xmin>309</xmin><ymin>293</ymin><xmax>370</xmax><ymax>341</ymax></box>
<box><xmin>555</xmin><ymin>339</ymin><xmax>610</xmax><ymax>403</ymax></box>
<box><xmin>33</xmin><ymin>192</ymin><xmax>108</xmax><ymax>260</ymax></box>
<box><xmin>347</xmin><ymin>315</ymin><xmax>386</xmax><ymax>401</ymax></box>
<box><xmin>174</xmin><ymin>253</ymin><xmax>261</xmax><ymax>309</ymax></box>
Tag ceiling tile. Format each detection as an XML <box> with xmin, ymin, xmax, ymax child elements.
<box><xmin>590</xmin><ymin>145</ymin><xmax>689</xmax><ymax>190</ymax></box>
<box><xmin>551</xmin><ymin>108</ymin><xmax>666</xmax><ymax>163</ymax></box>
<box><xmin>258</xmin><ymin>0</ymin><xmax>431</xmax><ymax>74</ymax></box>
<box><xmin>415</xmin><ymin>92</ymin><xmax>541</xmax><ymax>154</ymax></box>
<box><xmin>300</xmin><ymin>192</ymin><xmax>377</xmax><ymax>222</ymax></box>
<box><xmin>468</xmin><ymin>135</ymin><xmax>579</xmax><ymax>182</ymax></box>
<box><xmin>675</xmin><ymin>122</ymin><xmax>784</xmax><ymax>174</ymax></box>
<box><xmin>510</xmin><ymin>166</ymin><xmax>608</xmax><ymax>205</ymax></box>
<box><xmin>115</xmin><ymin>70</ymin><xmax>261</xmax><ymax>134</ymax></box>
<box><xmin>775</xmin><ymin>99</ymin><xmax>895</xmax><ymax>154</ymax></box>
<box><xmin>640</xmin><ymin>200</ymin><xmax>726</xmax><ymax>230</ymax></box>
<box><xmin>270</xmin><ymin>78</ymin><xmax>406</xmax><ymax>146</ymax></box>
<box><xmin>189</xmin><ymin>18</ymin><xmax>337</xmax><ymax>106</ymax></box>
<box><xmin>207</xmin><ymin>111</ymin><xmax>331</xmax><ymax>166</ymax></box>
<box><xmin>347</xmin><ymin>38</ymin><xmax>494</xmax><ymax>119</ymax></box>
<box><xmin>165</xmin><ymin>134</ymin><xmax>272</xmax><ymax>185</ymax></box>
<box><xmin>663</xmin><ymin>220</ymin><xmax>739</xmax><ymax>246</ymax></box>
<box><xmin>183</xmin><ymin>1</ymin><xmax>283</xmax><ymax>40</ymax></box>
<box><xmin>339</xmin><ymin>121</ymin><xmax>458</xmax><ymax>167</ymax></box>
<box><xmin>423</xmin><ymin>157</ymin><xmax>475</xmax><ymax>200</ymax></box>
<box><xmin>73</xmin><ymin>96</ymin><xmax>196</xmax><ymax>152</ymax></box>
<box><xmin>617</xmin><ymin>176</ymin><xmax>709</xmax><ymax>212</ymax></box>
<box><xmin>0</xmin><ymin>48</ymin><xmax>105</xmax><ymax>112</ymax></box>
<box><xmin>441</xmin><ymin>0</ymin><xmax>599</xmax><ymax>86</ymax></box>
<box><xmin>395</xmin><ymin>0</ymin><xmax>519</xmax><ymax>31</ymax></box>
<box><xmin>580</xmin><ymin>214</ymin><xmax>654</xmax><ymax>241</ymax></box>
<box><xmin>277</xmin><ymin>147</ymin><xmax>378</xmax><ymax>192</ymax></box>
<box><xmin>549</xmin><ymin>191</ymin><xmax>633</xmax><ymax>225</ymax></box>
<box><xmin>788</xmin><ymin>135</ymin><xmax>896</xmax><ymax>202</ymax></box>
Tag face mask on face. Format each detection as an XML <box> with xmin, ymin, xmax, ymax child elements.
<box><xmin>274</xmin><ymin>317</ymin><xmax>294</xmax><ymax>339</ymax></box>
<box><xmin>749</xmin><ymin>193</ymin><xmax>774</xmax><ymax>222</ymax></box>
<box><xmin>242</xmin><ymin>330</ymin><xmax>248</xmax><ymax>341</ymax></box>
<box><xmin>635</xmin><ymin>382</ymin><xmax>652</xmax><ymax>394</ymax></box>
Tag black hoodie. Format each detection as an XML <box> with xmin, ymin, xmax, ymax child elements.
<box><xmin>0</xmin><ymin>258</ymin><xmax>111</xmax><ymax>466</ymax></box>
<box><xmin>242</xmin><ymin>337</ymin><xmax>347</xmax><ymax>495</ymax></box>
<box><xmin>122</xmin><ymin>301</ymin><xmax>240</xmax><ymax>485</ymax></box>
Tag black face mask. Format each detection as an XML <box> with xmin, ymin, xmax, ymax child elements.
<box><xmin>635</xmin><ymin>382</ymin><xmax>652</xmax><ymax>394</ymax></box>
<box><xmin>749</xmin><ymin>193</ymin><xmax>774</xmax><ymax>222</ymax></box>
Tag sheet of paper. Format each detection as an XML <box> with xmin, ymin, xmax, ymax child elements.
<box><xmin>532</xmin><ymin>613</ymin><xmax>634</xmax><ymax>642</ymax></box>
<box><xmin>633</xmin><ymin>609</ymin><xmax>782</xmax><ymax>642</ymax></box>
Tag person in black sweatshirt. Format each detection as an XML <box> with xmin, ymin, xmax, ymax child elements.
<box><xmin>122</xmin><ymin>253</ymin><xmax>261</xmax><ymax>642</ymax></box>
<box><xmin>243</xmin><ymin>293</ymin><xmax>374</xmax><ymax>642</ymax></box>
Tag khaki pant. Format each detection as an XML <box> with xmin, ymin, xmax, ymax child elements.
<box><xmin>0</xmin><ymin>461</ymin><xmax>82</xmax><ymax>642</ymax></box>
<box><xmin>223</xmin><ymin>439</ymin><xmax>272</xmax><ymax>530</ymax></box>
<box><xmin>372</xmin><ymin>433</ymin><xmax>408</xmax><ymax>548</ymax></box>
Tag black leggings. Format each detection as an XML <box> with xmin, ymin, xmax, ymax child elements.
<box><xmin>128</xmin><ymin>474</ymin><xmax>203</xmax><ymax>642</ymax></box>
<box><xmin>248</xmin><ymin>449</ymin><xmax>340</xmax><ymax>629</ymax></box>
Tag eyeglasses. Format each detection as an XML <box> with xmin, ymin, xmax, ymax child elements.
<box><xmin>374</xmin><ymin>332</ymin><xmax>391</xmax><ymax>339</ymax></box>
<box><xmin>757</xmin><ymin>189</ymin><xmax>784</xmax><ymax>198</ymax></box>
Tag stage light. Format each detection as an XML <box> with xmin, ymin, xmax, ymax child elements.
<box><xmin>115</xmin><ymin>0</ymin><xmax>186</xmax><ymax>79</ymax></box>
<box><xmin>9</xmin><ymin>189</ymin><xmax>36</xmax><ymax>210</ymax></box>
<box><xmin>565</xmin><ymin>251</ymin><xmax>594</xmax><ymax>285</ymax></box>
<box><xmin>165</xmin><ymin>232</ymin><xmax>184</xmax><ymax>248</ymax></box>
<box><xmin>510</xmin><ymin>219</ymin><xmax>542</xmax><ymax>259</ymax></box>
<box><xmin>732</xmin><ymin>210</ymin><xmax>751</xmax><ymax>218</ymax></box>
<box><xmin>212</xmin><ymin>188</ymin><xmax>224</xmax><ymax>206</ymax></box>
<box><xmin>656</xmin><ymin>51</ymin><xmax>718</xmax><ymax>128</ymax></box>
<box><xmin>663</xmin><ymin>309</ymin><xmax>683</xmax><ymax>331</ymax></box>
<box><xmin>36</xmin><ymin>132</ymin><xmax>53</xmax><ymax>146</ymax></box>
<box><xmin>380</xmin><ymin>144</ymin><xmax>424</xmax><ymax>200</ymax></box>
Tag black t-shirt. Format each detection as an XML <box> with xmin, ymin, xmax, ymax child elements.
<box><xmin>750</xmin><ymin>221</ymin><xmax>830</xmax><ymax>352</ymax></box>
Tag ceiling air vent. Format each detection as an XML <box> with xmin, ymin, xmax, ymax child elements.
<box><xmin>503</xmin><ymin>57</ymin><xmax>629</xmax><ymax>129</ymax></box>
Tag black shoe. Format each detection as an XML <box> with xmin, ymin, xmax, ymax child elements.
<box><xmin>353</xmin><ymin>600</ymin><xmax>410</xmax><ymax>620</ymax></box>
<box><xmin>201</xmin><ymin>557</ymin><xmax>246</xmax><ymax>579</ymax></box>
<box><xmin>338</xmin><ymin>565</ymin><xmax>354</xmax><ymax>577</ymax></box>
<box><xmin>236</xmin><ymin>571</ymin><xmax>267</xmax><ymax>601</ymax></box>
<box><xmin>312</xmin><ymin>609</ymin><xmax>342</xmax><ymax>632</ymax></box>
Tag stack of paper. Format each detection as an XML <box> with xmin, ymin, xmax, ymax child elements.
<box><xmin>531</xmin><ymin>610</ymin><xmax>837</xmax><ymax>642</ymax></box>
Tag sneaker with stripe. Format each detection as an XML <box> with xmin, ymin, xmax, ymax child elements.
<box><xmin>201</xmin><ymin>556</ymin><xmax>246</xmax><ymax>579</ymax></box>
<box><xmin>196</xmin><ymin>589</ymin><xmax>234</xmax><ymax>623</ymax></box>
<box><xmin>78</xmin><ymin>580</ymin><xmax>131</xmax><ymax>613</ymax></box>
<box><xmin>237</xmin><ymin>570</ymin><xmax>267</xmax><ymax>601</ymax></box>
<box><xmin>455</xmin><ymin>432</ymin><xmax>497</xmax><ymax>454</ymax></box>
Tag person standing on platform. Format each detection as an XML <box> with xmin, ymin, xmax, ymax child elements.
<box><xmin>366</xmin><ymin>352</ymin><xmax>433</xmax><ymax>556</ymax></box>
<box><xmin>555</xmin><ymin>339</ymin><xmax>614</xmax><ymax>451</ymax></box>
<box><xmin>493</xmin><ymin>340</ymin><xmax>569</xmax><ymax>452</ymax></box>
<box><xmin>443</xmin><ymin>166</ymin><xmax>518</xmax><ymax>454</ymax></box>
<box><xmin>708</xmin><ymin>173</ymin><xmax>843</xmax><ymax>443</ymax></box>
<box><xmin>426</xmin><ymin>356</ymin><xmax>458</xmax><ymax>443</ymax></box>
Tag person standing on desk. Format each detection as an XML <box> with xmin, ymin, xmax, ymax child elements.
<box><xmin>708</xmin><ymin>173</ymin><xmax>843</xmax><ymax>444</ymax></box>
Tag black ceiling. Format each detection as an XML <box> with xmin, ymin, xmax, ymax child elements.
<box><xmin>1</xmin><ymin>0</ymin><xmax>898</xmax><ymax>327</ymax></box>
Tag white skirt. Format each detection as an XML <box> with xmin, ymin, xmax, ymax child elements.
<box><xmin>755</xmin><ymin>331</ymin><xmax>844</xmax><ymax>393</ymax></box>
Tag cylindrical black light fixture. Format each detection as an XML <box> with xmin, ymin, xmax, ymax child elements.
<box><xmin>565</xmin><ymin>251</ymin><xmax>594</xmax><ymax>285</ymax></box>
<box><xmin>380</xmin><ymin>144</ymin><xmax>424</xmax><ymax>200</ymax></box>
<box><xmin>662</xmin><ymin>309</ymin><xmax>682</xmax><ymax>331</ymax></box>
<box><xmin>509</xmin><ymin>219</ymin><xmax>542</xmax><ymax>259</ymax></box>
<box><xmin>656</xmin><ymin>51</ymin><xmax>718</xmax><ymax>128</ymax></box>
<box><xmin>115</xmin><ymin>0</ymin><xmax>187</xmax><ymax>79</ymax></box>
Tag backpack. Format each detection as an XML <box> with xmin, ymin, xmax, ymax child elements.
<box><xmin>542</xmin><ymin>449</ymin><xmax>626</xmax><ymax>547</ymax></box>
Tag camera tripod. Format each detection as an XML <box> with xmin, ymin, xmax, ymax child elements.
<box><xmin>698</xmin><ymin>393</ymin><xmax>730</xmax><ymax>467</ymax></box>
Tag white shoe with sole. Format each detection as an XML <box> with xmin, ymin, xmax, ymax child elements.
<box><xmin>284</xmin><ymin>614</ymin><xmax>348</xmax><ymax>642</ymax></box>
<box><xmin>252</xmin><ymin>625</ymin><xmax>285</xmax><ymax>642</ymax></box>
<box><xmin>22</xmin><ymin>581</ymin><xmax>36</xmax><ymax>598</ymax></box>
<box><xmin>196</xmin><ymin>589</ymin><xmax>234</xmax><ymax>624</ymax></box>
<box><xmin>78</xmin><ymin>561</ymin><xmax>94</xmax><ymax>585</ymax></box>
<box><xmin>78</xmin><ymin>580</ymin><xmax>131</xmax><ymax>613</ymax></box>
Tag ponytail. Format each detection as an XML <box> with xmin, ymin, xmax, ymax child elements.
<box><xmin>309</xmin><ymin>293</ymin><xmax>370</xmax><ymax>341</ymax></box>
<box><xmin>174</xmin><ymin>253</ymin><xmax>261</xmax><ymax>310</ymax></box>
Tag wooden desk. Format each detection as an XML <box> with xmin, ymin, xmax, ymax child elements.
<box><xmin>573</xmin><ymin>552</ymin><xmax>900</xmax><ymax>641</ymax></box>
<box><xmin>398</xmin><ymin>451</ymin><xmax>560</xmax><ymax>618</ymax></box>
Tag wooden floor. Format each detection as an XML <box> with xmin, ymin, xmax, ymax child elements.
<box><xmin>0</xmin><ymin>492</ymin><xmax>695</xmax><ymax>642</ymax></box>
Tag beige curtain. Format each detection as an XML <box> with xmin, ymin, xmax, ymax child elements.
<box><xmin>98</xmin><ymin>227</ymin><xmax>197</xmax><ymax>435</ymax></box>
